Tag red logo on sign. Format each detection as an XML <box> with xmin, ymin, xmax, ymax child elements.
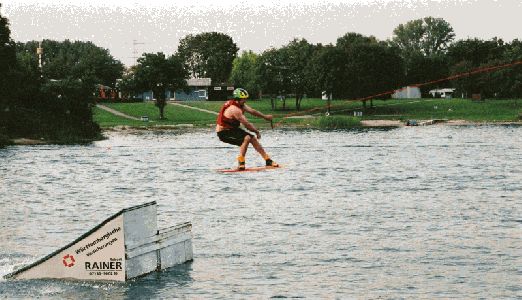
<box><xmin>62</xmin><ymin>254</ymin><xmax>75</xmax><ymax>267</ymax></box>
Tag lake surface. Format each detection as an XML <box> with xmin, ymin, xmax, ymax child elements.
<box><xmin>1</xmin><ymin>126</ymin><xmax>521</xmax><ymax>299</ymax></box>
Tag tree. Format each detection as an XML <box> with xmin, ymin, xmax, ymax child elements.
<box><xmin>391</xmin><ymin>17</ymin><xmax>454</xmax><ymax>84</ymax></box>
<box><xmin>256</xmin><ymin>47</ymin><xmax>292</xmax><ymax>109</ymax></box>
<box><xmin>449</xmin><ymin>60</ymin><xmax>475</xmax><ymax>98</ymax></box>
<box><xmin>0</xmin><ymin>4</ymin><xmax>17</xmax><ymax>102</ymax></box>
<box><xmin>229</xmin><ymin>50</ymin><xmax>260</xmax><ymax>99</ymax></box>
<box><xmin>1</xmin><ymin>8</ymin><xmax>104</xmax><ymax>143</ymax></box>
<box><xmin>118</xmin><ymin>65</ymin><xmax>138</xmax><ymax>99</ymax></box>
<box><xmin>0</xmin><ymin>4</ymin><xmax>17</xmax><ymax>143</ymax></box>
<box><xmin>14</xmin><ymin>44</ymin><xmax>42</xmax><ymax>100</ymax></box>
<box><xmin>405</xmin><ymin>52</ymin><xmax>449</xmax><ymax>87</ymax></box>
<box><xmin>37</xmin><ymin>78</ymin><xmax>101</xmax><ymax>140</ymax></box>
<box><xmin>177</xmin><ymin>32</ymin><xmax>238</xmax><ymax>84</ymax></box>
<box><xmin>255</xmin><ymin>39</ymin><xmax>316</xmax><ymax>110</ymax></box>
<box><xmin>392</xmin><ymin>17</ymin><xmax>455</xmax><ymax>57</ymax></box>
<box><xmin>447</xmin><ymin>38</ymin><xmax>508</xmax><ymax>98</ymax></box>
<box><xmin>0</xmin><ymin>3</ymin><xmax>16</xmax><ymax>71</ymax></box>
<box><xmin>71</xmin><ymin>43</ymin><xmax>124</xmax><ymax>88</ymax></box>
<box><xmin>336</xmin><ymin>33</ymin><xmax>404</xmax><ymax>102</ymax></box>
<box><xmin>307</xmin><ymin>45</ymin><xmax>338</xmax><ymax>95</ymax></box>
<box><xmin>447</xmin><ymin>38</ymin><xmax>505</xmax><ymax>67</ymax></box>
<box><xmin>19</xmin><ymin>40</ymin><xmax>124</xmax><ymax>87</ymax></box>
<box><xmin>337</xmin><ymin>32</ymin><xmax>379</xmax><ymax>48</ymax></box>
<box><xmin>132</xmin><ymin>52</ymin><xmax>188</xmax><ymax>119</ymax></box>
<box><xmin>282</xmin><ymin>39</ymin><xmax>316</xmax><ymax>110</ymax></box>
<box><xmin>306</xmin><ymin>44</ymin><xmax>343</xmax><ymax>112</ymax></box>
<box><xmin>501</xmin><ymin>39</ymin><xmax>522</xmax><ymax>97</ymax></box>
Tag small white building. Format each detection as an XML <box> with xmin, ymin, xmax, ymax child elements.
<box><xmin>321</xmin><ymin>91</ymin><xmax>332</xmax><ymax>100</ymax></box>
<box><xmin>429</xmin><ymin>88</ymin><xmax>456</xmax><ymax>99</ymax></box>
<box><xmin>391</xmin><ymin>86</ymin><xmax>421</xmax><ymax>99</ymax></box>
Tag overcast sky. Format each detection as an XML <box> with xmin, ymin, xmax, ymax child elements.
<box><xmin>2</xmin><ymin>0</ymin><xmax>521</xmax><ymax>67</ymax></box>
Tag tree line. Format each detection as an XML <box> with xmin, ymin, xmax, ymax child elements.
<box><xmin>123</xmin><ymin>17</ymin><xmax>522</xmax><ymax>112</ymax></box>
<box><xmin>2</xmin><ymin>7</ymin><xmax>522</xmax><ymax>144</ymax></box>
<box><xmin>1</xmin><ymin>3</ymin><xmax>127</xmax><ymax>144</ymax></box>
<box><xmin>231</xmin><ymin>17</ymin><xmax>522</xmax><ymax>108</ymax></box>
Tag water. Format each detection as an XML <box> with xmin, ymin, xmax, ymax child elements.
<box><xmin>1</xmin><ymin>126</ymin><xmax>521</xmax><ymax>299</ymax></box>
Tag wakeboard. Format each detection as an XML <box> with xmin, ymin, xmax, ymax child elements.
<box><xmin>217</xmin><ymin>165</ymin><xmax>282</xmax><ymax>173</ymax></box>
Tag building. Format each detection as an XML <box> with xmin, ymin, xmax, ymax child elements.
<box><xmin>173</xmin><ymin>78</ymin><xmax>212</xmax><ymax>101</ymax></box>
<box><xmin>391</xmin><ymin>86</ymin><xmax>421</xmax><ymax>99</ymax></box>
<box><xmin>429</xmin><ymin>88</ymin><xmax>456</xmax><ymax>99</ymax></box>
<box><xmin>135</xmin><ymin>78</ymin><xmax>233</xmax><ymax>101</ymax></box>
<box><xmin>321</xmin><ymin>91</ymin><xmax>332</xmax><ymax>100</ymax></box>
<box><xmin>207</xmin><ymin>84</ymin><xmax>235</xmax><ymax>101</ymax></box>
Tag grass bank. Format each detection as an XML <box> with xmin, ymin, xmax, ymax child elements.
<box><xmin>312</xmin><ymin>116</ymin><xmax>362</xmax><ymax>129</ymax></box>
<box><xmin>94</xmin><ymin>102</ymin><xmax>218</xmax><ymax>128</ymax></box>
<box><xmin>93</xmin><ymin>98</ymin><xmax>522</xmax><ymax>129</ymax></box>
<box><xmin>362</xmin><ymin>98</ymin><xmax>522</xmax><ymax>122</ymax></box>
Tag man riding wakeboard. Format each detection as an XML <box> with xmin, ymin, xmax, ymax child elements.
<box><xmin>216</xmin><ymin>88</ymin><xmax>279</xmax><ymax>171</ymax></box>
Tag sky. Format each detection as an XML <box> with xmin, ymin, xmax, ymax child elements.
<box><xmin>2</xmin><ymin>0</ymin><xmax>521</xmax><ymax>67</ymax></box>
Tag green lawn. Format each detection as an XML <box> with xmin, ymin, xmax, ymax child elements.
<box><xmin>93</xmin><ymin>98</ymin><xmax>522</xmax><ymax>128</ymax></box>
<box><xmin>94</xmin><ymin>102</ymin><xmax>218</xmax><ymax>128</ymax></box>
<box><xmin>357</xmin><ymin>98</ymin><xmax>522</xmax><ymax>121</ymax></box>
<box><xmin>93</xmin><ymin>106</ymin><xmax>146</xmax><ymax>127</ymax></box>
<box><xmin>185</xmin><ymin>98</ymin><xmax>364</xmax><ymax>116</ymax></box>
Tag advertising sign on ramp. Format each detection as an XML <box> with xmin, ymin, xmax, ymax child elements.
<box><xmin>5</xmin><ymin>201</ymin><xmax>192</xmax><ymax>281</ymax></box>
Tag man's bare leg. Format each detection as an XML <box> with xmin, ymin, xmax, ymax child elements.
<box><xmin>249</xmin><ymin>136</ymin><xmax>267</xmax><ymax>158</ymax></box>
<box><xmin>250</xmin><ymin>137</ymin><xmax>279</xmax><ymax>167</ymax></box>
<box><xmin>239</xmin><ymin>135</ymin><xmax>251</xmax><ymax>157</ymax></box>
<box><xmin>237</xmin><ymin>135</ymin><xmax>251</xmax><ymax>170</ymax></box>
<box><xmin>238</xmin><ymin>136</ymin><xmax>278</xmax><ymax>168</ymax></box>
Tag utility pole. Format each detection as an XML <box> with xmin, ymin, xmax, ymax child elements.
<box><xmin>131</xmin><ymin>40</ymin><xmax>145</xmax><ymax>66</ymax></box>
<box><xmin>36</xmin><ymin>41</ymin><xmax>43</xmax><ymax>69</ymax></box>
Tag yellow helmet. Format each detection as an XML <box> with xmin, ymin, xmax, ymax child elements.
<box><xmin>233</xmin><ymin>88</ymin><xmax>249</xmax><ymax>100</ymax></box>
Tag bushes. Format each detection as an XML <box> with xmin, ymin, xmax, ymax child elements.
<box><xmin>2</xmin><ymin>79</ymin><xmax>102</xmax><ymax>143</ymax></box>
<box><xmin>0</xmin><ymin>131</ymin><xmax>12</xmax><ymax>148</ymax></box>
<box><xmin>38</xmin><ymin>79</ymin><xmax>102</xmax><ymax>141</ymax></box>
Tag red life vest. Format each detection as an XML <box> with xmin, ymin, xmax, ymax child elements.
<box><xmin>216</xmin><ymin>100</ymin><xmax>244</xmax><ymax>129</ymax></box>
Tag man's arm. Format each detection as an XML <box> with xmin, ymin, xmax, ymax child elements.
<box><xmin>244</xmin><ymin>105</ymin><xmax>273</xmax><ymax>121</ymax></box>
<box><xmin>232</xmin><ymin>108</ymin><xmax>261</xmax><ymax>139</ymax></box>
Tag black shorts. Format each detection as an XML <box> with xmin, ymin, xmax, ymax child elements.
<box><xmin>217</xmin><ymin>128</ymin><xmax>253</xmax><ymax>146</ymax></box>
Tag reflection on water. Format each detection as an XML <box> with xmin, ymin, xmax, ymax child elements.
<box><xmin>0</xmin><ymin>126</ymin><xmax>521</xmax><ymax>298</ymax></box>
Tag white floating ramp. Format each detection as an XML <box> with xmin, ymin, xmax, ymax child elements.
<box><xmin>5</xmin><ymin>201</ymin><xmax>193</xmax><ymax>281</ymax></box>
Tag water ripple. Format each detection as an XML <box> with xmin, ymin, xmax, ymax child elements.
<box><xmin>0</xmin><ymin>126</ymin><xmax>521</xmax><ymax>298</ymax></box>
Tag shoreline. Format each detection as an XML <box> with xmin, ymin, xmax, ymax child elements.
<box><xmin>361</xmin><ymin>119</ymin><xmax>522</xmax><ymax>127</ymax></box>
<box><xmin>6</xmin><ymin>120</ymin><xmax>522</xmax><ymax>146</ymax></box>
<box><xmin>100</xmin><ymin>119</ymin><xmax>522</xmax><ymax>132</ymax></box>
